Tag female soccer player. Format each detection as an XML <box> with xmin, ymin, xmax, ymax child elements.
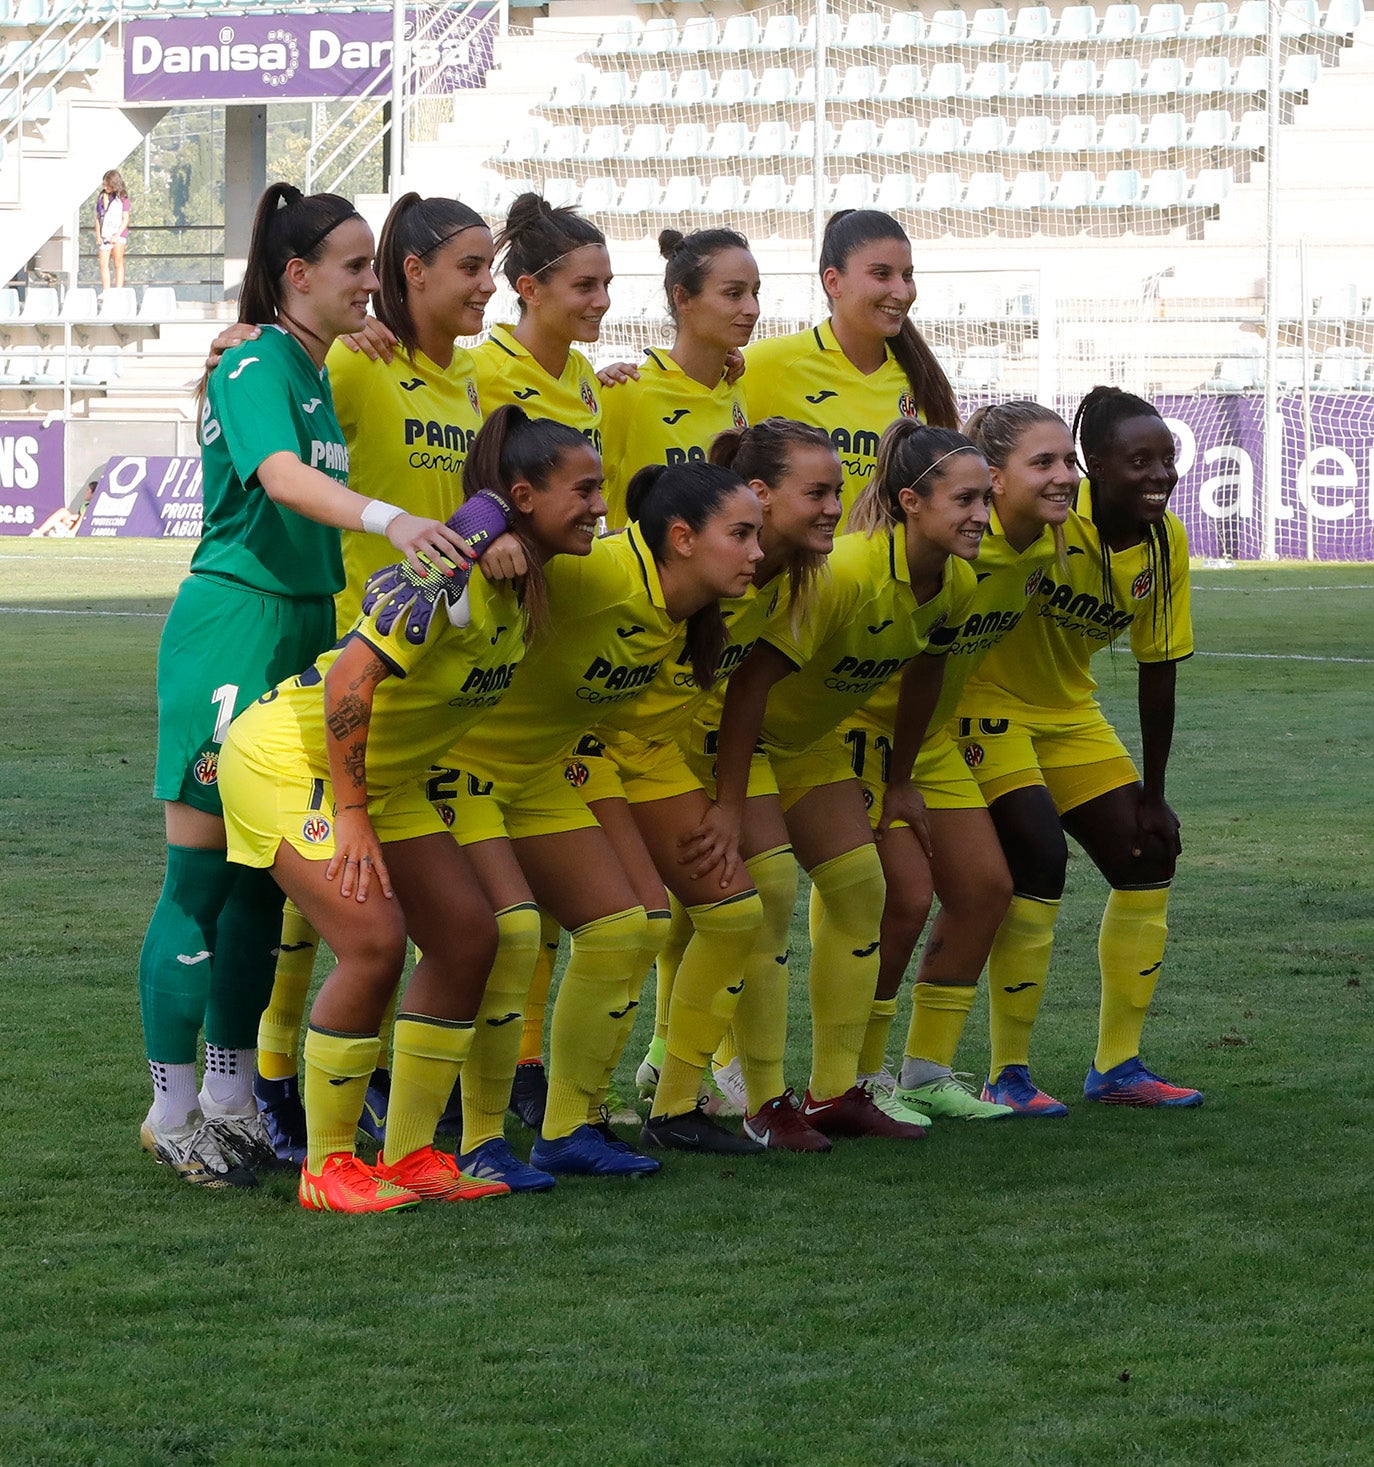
<box><xmin>137</xmin><ymin>184</ymin><xmax>472</xmax><ymax>1189</ymax></box>
<box><xmin>742</xmin><ymin>210</ymin><xmax>959</xmax><ymax>524</ymax></box>
<box><xmin>840</xmin><ymin>402</ymin><xmax>1079</xmax><ymax>1123</ymax></box>
<box><xmin>597</xmin><ymin>227</ymin><xmax>758</xmax><ymax>528</ymax></box>
<box><xmin>954</xmin><ymin>386</ymin><xmax>1201</xmax><ymax>1110</ymax></box>
<box><xmin>684</xmin><ymin>420</ymin><xmax>987</xmax><ymax>1146</ymax></box>
<box><xmin>219</xmin><ymin>412</ymin><xmax>602</xmax><ymax>1214</ymax></box>
<box><xmin>419</xmin><ymin>456</ymin><xmax>763</xmax><ymax>1186</ymax></box>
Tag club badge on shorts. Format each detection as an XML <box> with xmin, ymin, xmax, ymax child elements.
<box><xmin>301</xmin><ymin>815</ymin><xmax>332</xmax><ymax>844</ymax></box>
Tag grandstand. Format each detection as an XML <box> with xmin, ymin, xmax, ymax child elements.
<box><xmin>1</xmin><ymin>0</ymin><xmax>1371</xmax><ymax>549</ymax></box>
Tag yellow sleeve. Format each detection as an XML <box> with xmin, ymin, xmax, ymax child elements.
<box><xmin>1131</xmin><ymin>514</ymin><xmax>1194</xmax><ymax>664</ymax></box>
<box><xmin>323</xmin><ymin>341</ymin><xmax>379</xmax><ymax>444</ymax></box>
<box><xmin>761</xmin><ymin>565</ymin><xmax>858</xmax><ymax>669</ymax></box>
<box><xmin>598</xmin><ymin>376</ymin><xmax>639</xmax><ymax>528</ymax></box>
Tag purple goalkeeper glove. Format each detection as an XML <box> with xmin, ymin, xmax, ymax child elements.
<box><xmin>362</xmin><ymin>488</ymin><xmax>514</xmax><ymax>644</ymax></box>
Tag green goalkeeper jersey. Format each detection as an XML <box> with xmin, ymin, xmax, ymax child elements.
<box><xmin>192</xmin><ymin>326</ymin><xmax>348</xmax><ymax>599</ymax></box>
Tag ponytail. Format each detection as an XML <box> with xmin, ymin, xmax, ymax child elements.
<box><xmin>818</xmin><ymin>209</ymin><xmax>959</xmax><ymax>429</ymax></box>
<box><xmin>462</xmin><ymin>405</ymin><xmax>591</xmax><ymax>636</ymax></box>
<box><xmin>658</xmin><ymin>225</ymin><xmax>751</xmax><ymax>326</ymax></box>
<box><xmin>497</xmin><ymin>191</ymin><xmax>606</xmax><ymax>307</ymax></box>
<box><xmin>626</xmin><ymin>460</ymin><xmax>748</xmax><ymax>689</ymax></box>
<box><xmin>375</xmin><ymin>192</ymin><xmax>487</xmax><ymax>356</ymax></box>
<box><xmin>848</xmin><ymin>419</ymin><xmax>982</xmax><ymax>535</ymax></box>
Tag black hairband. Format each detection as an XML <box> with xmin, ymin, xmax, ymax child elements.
<box><xmin>293</xmin><ymin>208</ymin><xmax>363</xmax><ymax>264</ymax></box>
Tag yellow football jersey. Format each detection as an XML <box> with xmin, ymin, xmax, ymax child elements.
<box><xmin>759</xmin><ymin>524</ymin><xmax>977</xmax><ymax>757</ymax></box>
<box><xmin>233</xmin><ymin>572</ymin><xmax>527</xmax><ymax>794</ymax></box>
<box><xmin>598</xmin><ymin>348</ymin><xmax>749</xmax><ymax>529</ymax></box>
<box><xmin>853</xmin><ymin>511</ymin><xmax>1056</xmax><ymax>740</ymax></box>
<box><xmin>743</xmin><ymin>319</ymin><xmax>921</xmax><ymax>527</ymax></box>
<box><xmin>960</xmin><ymin>486</ymin><xmax>1193</xmax><ymax>717</ymax></box>
<box><xmin>448</xmin><ymin>523</ymin><xmax>682</xmax><ymax>777</ymax></box>
<box><xmin>327</xmin><ymin>340</ymin><xmax>484</xmax><ymax>631</ymax></box>
<box><xmin>471</xmin><ymin>323</ymin><xmax>602</xmax><ymax>455</ymax></box>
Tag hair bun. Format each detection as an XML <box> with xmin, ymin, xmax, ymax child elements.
<box><xmin>658</xmin><ymin>228</ymin><xmax>687</xmax><ymax>259</ymax></box>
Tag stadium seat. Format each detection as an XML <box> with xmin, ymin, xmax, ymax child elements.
<box><xmin>1100</xmin><ymin>58</ymin><xmax>1143</xmax><ymax>96</ymax></box>
<box><xmin>1316</xmin><ymin>347</ymin><xmax>1365</xmax><ymax>388</ymax></box>
<box><xmin>699</xmin><ymin>175</ymin><xmax>744</xmax><ymax>213</ymax></box>
<box><xmin>965</xmin><ymin>115</ymin><xmax>1010</xmax><ymax>152</ymax></box>
<box><xmin>639</xmin><ymin>18</ymin><xmax>677</xmax><ymax>53</ymax></box>
<box><xmin>596</xmin><ymin>19</ymin><xmax>641</xmax><ymax>55</ymax></box>
<box><xmin>708</xmin><ymin>121</ymin><xmax>751</xmax><ymax>159</ymax></box>
<box><xmin>752</xmin><ymin>119</ymin><xmax>793</xmax><ymax>157</ymax></box>
<box><xmin>1057</xmin><ymin>5</ymin><xmax>1099</xmax><ymax>39</ymax></box>
<box><xmin>676</xmin><ymin>16</ymin><xmax>718</xmax><ymax>51</ymax></box>
<box><xmin>0</xmin><ymin>356</ymin><xmax>23</xmax><ymax>388</ymax></box>
<box><xmin>1012</xmin><ymin>6</ymin><xmax>1054</xmax><ymax>41</ymax></box>
<box><xmin>666</xmin><ymin>122</ymin><xmax>708</xmax><ymax>159</ymax></box>
<box><xmin>1056</xmin><ymin>59</ymin><xmax>1098</xmax><ymax>96</ymax></box>
<box><xmin>916</xmin><ymin>172</ymin><xmax>962</xmax><ymax>209</ymax></box>
<box><xmin>584</xmin><ymin>124</ymin><xmax>623</xmax><ymax>160</ymax></box>
<box><xmin>1322</xmin><ymin>0</ymin><xmax>1366</xmax><ymax>36</ymax></box>
<box><xmin>1008</xmin><ymin>115</ymin><xmax>1053</xmax><ymax>152</ymax></box>
<box><xmin>968</xmin><ymin>62</ymin><xmax>1010</xmax><ymax>99</ymax></box>
<box><xmin>1099</xmin><ymin>111</ymin><xmax>1144</xmax><ymax>149</ymax></box>
<box><xmin>840</xmin><ymin>12</ymin><xmax>885</xmax><ymax>47</ymax></box>
<box><xmin>757</xmin><ymin>66</ymin><xmax>797</xmax><ymax>104</ymax></box>
<box><xmin>0</xmin><ymin>288</ymin><xmax>18</xmax><ymax>322</ymax></box>
<box><xmin>876</xmin><ymin>173</ymin><xmax>917</xmax><ymax>210</ymax></box>
<box><xmin>719</xmin><ymin>15</ymin><xmax>761</xmax><ymax>50</ymax></box>
<box><xmin>1097</xmin><ymin>167</ymin><xmax>1142</xmax><ymax>205</ymax></box>
<box><xmin>799</xmin><ymin>13</ymin><xmax>842</xmax><ymax>49</ymax></box>
<box><xmin>1187</xmin><ymin>1</ymin><xmax>1230</xmax><ymax>35</ymax></box>
<box><xmin>881</xmin><ymin>64</ymin><xmax>923</xmax><ymax>101</ymax></box>
<box><xmin>626</xmin><ymin>123</ymin><xmax>668</xmax><ymax>159</ymax></box>
<box><xmin>962</xmin><ymin>171</ymin><xmax>1007</xmax><ymax>209</ymax></box>
<box><xmin>548</xmin><ymin>74</ymin><xmax>591</xmax><ymax>107</ymax></box>
<box><xmin>742</xmin><ymin>174</ymin><xmax>787</xmax><ymax>212</ymax></box>
<box><xmin>1144</xmin><ymin>111</ymin><xmax>1187</xmax><ymax>147</ymax></box>
<box><xmin>926</xmin><ymin>62</ymin><xmax>967</xmax><ymax>99</ymax></box>
<box><xmin>1280</xmin><ymin>0</ymin><xmax>1320</xmax><ymax>32</ymax></box>
<box><xmin>18</xmin><ymin>287</ymin><xmax>58</xmax><ymax>323</ymax></box>
<box><xmin>1010</xmin><ymin>61</ymin><xmax>1054</xmax><ymax>97</ymax></box>
<box><xmin>1314</xmin><ymin>282</ymin><xmax>1360</xmax><ymax>317</ymax></box>
<box><xmin>792</xmin><ymin>119</ymin><xmax>839</xmax><ymax>157</ymax></box>
<box><xmin>615</xmin><ymin>176</ymin><xmax>662</xmax><ymax>213</ymax></box>
<box><xmin>662</xmin><ymin>175</ymin><xmax>704</xmax><ymax>212</ymax></box>
<box><xmin>1204</xmin><ymin>348</ymin><xmax>1262</xmax><ymax>390</ymax></box>
<box><xmin>837</xmin><ymin>118</ymin><xmax>879</xmax><ymax>155</ymax></box>
<box><xmin>631</xmin><ymin>71</ymin><xmax>671</xmax><ymax>107</ymax></box>
<box><xmin>503</xmin><ymin>122</ymin><xmax>548</xmax><ymax>161</ymax></box>
<box><xmin>956</xmin><ymin>345</ymin><xmax>1004</xmax><ymax>388</ymax></box>
<box><xmin>884</xmin><ymin>11</ymin><xmax>925</xmax><ymax>46</ymax></box>
<box><xmin>543</xmin><ymin>126</ymin><xmax>583</xmax><ymax>161</ymax></box>
<box><xmin>580</xmin><ymin>176</ymin><xmax>618</xmax><ymax>213</ymax></box>
<box><xmin>969</xmin><ymin>8</ymin><xmax>1012</xmax><ymax>44</ymax></box>
<box><xmin>1141</xmin><ymin>58</ymin><xmax>1186</xmax><ymax>95</ymax></box>
<box><xmin>715</xmin><ymin>68</ymin><xmax>755</xmax><ymax>104</ymax></box>
<box><xmin>72</xmin><ymin>351</ymin><xmax>120</xmax><ymax>387</ymax></box>
<box><xmin>1185</xmin><ymin>56</ymin><xmax>1232</xmax><ymax>94</ymax></box>
<box><xmin>1190</xmin><ymin>166</ymin><xmax>1233</xmax><ymax>204</ymax></box>
<box><xmin>673</xmin><ymin>70</ymin><xmax>712</xmax><ymax>106</ymax></box>
<box><xmin>27</xmin><ymin>354</ymin><xmax>61</xmax><ymax>386</ymax></box>
<box><xmin>1280</xmin><ymin>54</ymin><xmax>1320</xmax><ymax>92</ymax></box>
<box><xmin>138</xmin><ymin>287</ymin><xmax>177</xmax><ymax>321</ymax></box>
<box><xmin>924</xmin><ymin>10</ymin><xmax>969</xmax><ymax>45</ymax></box>
<box><xmin>799</xmin><ymin>65</ymin><xmax>838</xmax><ymax>100</ymax></box>
<box><xmin>760</xmin><ymin>14</ymin><xmax>801</xmax><ymax>49</ymax></box>
<box><xmin>1235</xmin><ymin>109</ymin><xmax>1267</xmax><ymax>148</ymax></box>
<box><xmin>1100</xmin><ymin>4</ymin><xmax>1144</xmax><ymax>37</ymax></box>
<box><xmin>839</xmin><ymin>65</ymin><xmax>880</xmax><ymax>101</ymax></box>
<box><xmin>1230</xmin><ymin>0</ymin><xmax>1269</xmax><ymax>36</ymax></box>
<box><xmin>877</xmin><ymin>116</ymin><xmax>923</xmax><ymax>154</ymax></box>
<box><xmin>922</xmin><ymin>116</ymin><xmax>967</xmax><ymax>152</ymax></box>
<box><xmin>1053</xmin><ymin>114</ymin><xmax>1098</xmax><ymax>151</ymax></box>
<box><xmin>1140</xmin><ymin>168</ymin><xmax>1187</xmax><ymax>206</ymax></box>
<box><xmin>1050</xmin><ymin>170</ymin><xmax>1098</xmax><ymax>207</ymax></box>
<box><xmin>542</xmin><ymin>176</ymin><xmax>578</xmax><ymax>209</ymax></box>
<box><xmin>788</xmin><ymin>173</ymin><xmax>818</xmax><ymax>212</ymax></box>
<box><xmin>1189</xmin><ymin>109</ymin><xmax>1232</xmax><ymax>147</ymax></box>
<box><xmin>1142</xmin><ymin>1</ymin><xmax>1185</xmax><ymax>35</ymax></box>
<box><xmin>1234</xmin><ymin>55</ymin><xmax>1271</xmax><ymax>91</ymax></box>
<box><xmin>831</xmin><ymin>173</ymin><xmax>876</xmax><ymax>210</ymax></box>
<box><xmin>589</xmin><ymin>74</ymin><xmax>630</xmax><ymax>108</ymax></box>
<box><xmin>60</xmin><ymin>286</ymin><xmax>97</xmax><ymax>321</ymax></box>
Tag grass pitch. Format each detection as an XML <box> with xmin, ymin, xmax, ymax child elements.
<box><xmin>1</xmin><ymin>543</ymin><xmax>1370</xmax><ymax>1466</ymax></box>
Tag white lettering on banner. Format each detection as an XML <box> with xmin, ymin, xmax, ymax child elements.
<box><xmin>0</xmin><ymin>432</ymin><xmax>39</xmax><ymax>490</ymax></box>
<box><xmin>1296</xmin><ymin>447</ymin><xmax>1362</xmax><ymax>522</ymax></box>
<box><xmin>134</xmin><ymin>30</ymin><xmax>296</xmax><ymax>80</ymax></box>
<box><xmin>309</xmin><ymin>30</ymin><xmax>391</xmax><ymax>70</ymax></box>
<box><xmin>156</xmin><ymin>458</ymin><xmax>203</xmax><ymax>500</ymax></box>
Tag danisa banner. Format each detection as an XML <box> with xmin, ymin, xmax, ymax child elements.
<box><xmin>124</xmin><ymin>7</ymin><xmax>496</xmax><ymax>105</ymax></box>
<box><xmin>77</xmin><ymin>456</ymin><xmax>203</xmax><ymax>539</ymax></box>
<box><xmin>0</xmin><ymin>420</ymin><xmax>66</xmax><ymax>535</ymax></box>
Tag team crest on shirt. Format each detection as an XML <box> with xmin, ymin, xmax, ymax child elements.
<box><xmin>1131</xmin><ymin>569</ymin><xmax>1154</xmax><ymax>600</ymax></box>
<box><xmin>732</xmin><ymin>400</ymin><xmax>747</xmax><ymax>429</ymax></box>
<box><xmin>579</xmin><ymin>378</ymin><xmax>599</xmax><ymax>415</ymax></box>
<box><xmin>301</xmin><ymin>815</ymin><xmax>332</xmax><ymax>844</ymax></box>
<box><xmin>436</xmin><ymin>803</ymin><xmax>456</xmax><ymax>829</ymax></box>
<box><xmin>1025</xmin><ymin>569</ymin><xmax>1043</xmax><ymax>598</ymax></box>
<box><xmin>898</xmin><ymin>393</ymin><xmax>918</xmax><ymax>419</ymax></box>
<box><xmin>192</xmin><ymin>752</ymin><xmax>219</xmax><ymax>786</ymax></box>
<box><xmin>467</xmin><ymin>381</ymin><xmax>480</xmax><ymax>416</ymax></box>
<box><xmin>963</xmin><ymin>743</ymin><xmax>985</xmax><ymax>769</ymax></box>
<box><xmin>927</xmin><ymin>612</ymin><xmax>948</xmax><ymax>634</ymax></box>
<box><xmin>564</xmin><ymin>760</ymin><xmax>591</xmax><ymax>789</ymax></box>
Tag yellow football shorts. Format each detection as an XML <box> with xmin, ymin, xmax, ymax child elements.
<box><xmin>434</xmin><ymin>757</ymin><xmax>600</xmax><ymax>846</ymax></box>
<box><xmin>680</xmin><ymin>721</ymin><xmax>781</xmax><ymax>804</ymax></box>
<box><xmin>842</xmin><ymin>722</ymin><xmax>987</xmax><ymax>829</ymax></box>
<box><xmin>952</xmin><ymin>705</ymin><xmax>1138</xmax><ymax>814</ymax></box>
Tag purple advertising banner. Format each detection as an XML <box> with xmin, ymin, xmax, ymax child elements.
<box><xmin>124</xmin><ymin>8</ymin><xmax>495</xmax><ymax>105</ymax></box>
<box><xmin>0</xmin><ymin>420</ymin><xmax>66</xmax><ymax>535</ymax></box>
<box><xmin>76</xmin><ymin>455</ymin><xmax>203</xmax><ymax>539</ymax></box>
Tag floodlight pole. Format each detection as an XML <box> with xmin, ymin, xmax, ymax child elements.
<box><xmin>1260</xmin><ymin>0</ymin><xmax>1281</xmax><ymax>560</ymax></box>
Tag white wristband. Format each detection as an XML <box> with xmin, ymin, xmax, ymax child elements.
<box><xmin>361</xmin><ymin>499</ymin><xmax>405</xmax><ymax>537</ymax></box>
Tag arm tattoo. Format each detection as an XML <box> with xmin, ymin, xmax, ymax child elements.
<box><xmin>326</xmin><ymin>693</ymin><xmax>370</xmax><ymax>741</ymax></box>
<box><xmin>342</xmin><ymin>740</ymin><xmax>367</xmax><ymax>789</ymax></box>
<box><xmin>349</xmin><ymin>655</ymin><xmax>388</xmax><ymax>692</ymax></box>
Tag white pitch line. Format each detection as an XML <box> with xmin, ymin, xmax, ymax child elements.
<box><xmin>1193</xmin><ymin>583</ymin><xmax>1374</xmax><ymax>592</ymax></box>
<box><xmin>1197</xmin><ymin>650</ymin><xmax>1374</xmax><ymax>665</ymax></box>
<box><xmin>0</xmin><ymin>605</ymin><xmax>165</xmax><ymax>619</ymax></box>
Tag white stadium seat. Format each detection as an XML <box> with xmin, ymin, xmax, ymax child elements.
<box><xmin>831</xmin><ymin>173</ymin><xmax>875</xmax><ymax>211</ymax></box>
<box><xmin>1097</xmin><ymin>168</ymin><xmax>1142</xmax><ymax>206</ymax></box>
<box><xmin>676</xmin><ymin>16</ymin><xmax>718</xmax><ymax>51</ymax></box>
<box><xmin>1141</xmin><ymin>58</ymin><xmax>1186</xmax><ymax>95</ymax></box>
<box><xmin>963</xmin><ymin>171</ymin><xmax>1007</xmax><ymax>209</ymax></box>
<box><xmin>1191</xmin><ymin>166</ymin><xmax>1233</xmax><ymax>205</ymax></box>
<box><xmin>1101</xmin><ymin>4</ymin><xmax>1144</xmax><ymax>37</ymax></box>
<box><xmin>1189</xmin><ymin>110</ymin><xmax>1233</xmax><ymax>147</ymax></box>
<box><xmin>1142</xmin><ymin>2</ymin><xmax>1185</xmax><ymax>35</ymax></box>
<box><xmin>1010</xmin><ymin>61</ymin><xmax>1054</xmax><ymax>98</ymax></box>
<box><xmin>639</xmin><ymin>18</ymin><xmax>677</xmax><ymax>53</ymax></box>
<box><xmin>881</xmin><ymin>64</ymin><xmax>923</xmax><ymax>101</ymax></box>
<box><xmin>752</xmin><ymin>120</ymin><xmax>793</xmax><ymax>157</ymax></box>
<box><xmin>799</xmin><ymin>65</ymin><xmax>838</xmax><ymax>100</ymax></box>
<box><xmin>926</xmin><ymin>62</ymin><xmax>967</xmax><ymax>99</ymax></box>
<box><xmin>1008</xmin><ymin>170</ymin><xmax>1054</xmax><ymax>208</ymax></box>
<box><xmin>839</xmin><ymin>65</ymin><xmax>880</xmax><ymax>102</ymax></box>
<box><xmin>968</xmin><ymin>62</ymin><xmax>1010</xmax><ymax>100</ymax></box>
<box><xmin>615</xmin><ymin>176</ymin><xmax>662</xmax><ymax>213</ymax></box>
<box><xmin>1230</xmin><ymin>0</ymin><xmax>1269</xmax><ymax>37</ymax></box>
<box><xmin>1140</xmin><ymin>168</ymin><xmax>1187</xmax><ymax>206</ymax></box>
<box><xmin>876</xmin><ymin>173</ymin><xmax>917</xmax><ymax>210</ymax></box>
<box><xmin>626</xmin><ymin>124</ymin><xmax>668</xmax><ymax>160</ymax></box>
<box><xmin>1235</xmin><ymin>110</ymin><xmax>1267</xmax><ymax>148</ymax></box>
<box><xmin>138</xmin><ymin>287</ymin><xmax>178</xmax><ymax>321</ymax></box>
<box><xmin>60</xmin><ymin>286</ymin><xmax>98</xmax><ymax>321</ymax></box>
<box><xmin>666</xmin><ymin>123</ymin><xmax>708</xmax><ymax>159</ymax></box>
<box><xmin>673</xmin><ymin>70</ymin><xmax>712</xmax><ymax>107</ymax></box>
<box><xmin>757</xmin><ymin>66</ymin><xmax>797</xmax><ymax>104</ymax></box>
<box><xmin>925</xmin><ymin>10</ymin><xmax>969</xmax><ymax>45</ymax></box>
<box><xmin>837</xmin><ymin>118</ymin><xmax>879</xmax><ymax>155</ymax></box>
<box><xmin>543</xmin><ymin>126</ymin><xmax>583</xmax><ymax>161</ymax></box>
<box><xmin>579</xmin><ymin>176</ymin><xmax>618</xmax><ymax>212</ymax></box>
<box><xmin>584</xmin><ymin>125</ymin><xmax>623</xmax><ymax>160</ymax></box>
<box><xmin>760</xmin><ymin>15</ymin><xmax>801</xmax><ymax>49</ymax></box>
<box><xmin>1056</xmin><ymin>5</ymin><xmax>1099</xmax><ymax>39</ymax></box>
<box><xmin>916</xmin><ymin>173</ymin><xmax>963</xmax><ymax>209</ymax></box>
<box><xmin>589</xmin><ymin>74</ymin><xmax>629</xmax><ymax>107</ymax></box>
<box><xmin>1008</xmin><ymin>115</ymin><xmax>1053</xmax><ymax>152</ymax></box>
<box><xmin>719</xmin><ymin>15</ymin><xmax>760</xmax><ymax>51</ymax></box>
<box><xmin>1144</xmin><ymin>111</ymin><xmax>1187</xmax><ymax>148</ymax></box>
<box><xmin>631</xmin><ymin>71</ymin><xmax>671</xmax><ymax>107</ymax></box>
<box><xmin>884</xmin><ymin>11</ymin><xmax>925</xmax><ymax>46</ymax></box>
<box><xmin>1187</xmin><ymin>1</ymin><xmax>1230</xmax><ymax>36</ymax></box>
<box><xmin>877</xmin><ymin>117</ymin><xmax>923</xmax><ymax>154</ymax></box>
<box><xmin>840</xmin><ymin>12</ymin><xmax>884</xmax><ymax>47</ymax></box>
<box><xmin>970</xmin><ymin>7</ymin><xmax>1012</xmax><ymax>43</ymax></box>
<box><xmin>715</xmin><ymin>68</ymin><xmax>755</xmax><ymax>104</ymax></box>
<box><xmin>965</xmin><ymin>116</ymin><xmax>1010</xmax><ymax>152</ymax></box>
<box><xmin>1099</xmin><ymin>112</ymin><xmax>1144</xmax><ymax>149</ymax></box>
<box><xmin>1185</xmin><ymin>56</ymin><xmax>1232</xmax><ymax>94</ymax></box>
<box><xmin>542</xmin><ymin>176</ymin><xmax>578</xmax><ymax>209</ymax></box>
<box><xmin>1056</xmin><ymin>59</ymin><xmax>1098</xmax><ymax>97</ymax></box>
<box><xmin>662</xmin><ymin>175</ymin><xmax>704</xmax><ymax>212</ymax></box>
<box><xmin>699</xmin><ymin>175</ymin><xmax>744</xmax><ymax>212</ymax></box>
<box><xmin>707</xmin><ymin>121</ymin><xmax>751</xmax><ymax>159</ymax></box>
<box><xmin>1050</xmin><ymin>170</ymin><xmax>1098</xmax><ymax>207</ymax></box>
<box><xmin>1100</xmin><ymin>58</ymin><xmax>1142</xmax><ymax>96</ymax></box>
<box><xmin>922</xmin><ymin>116</ymin><xmax>967</xmax><ymax>152</ymax></box>
<box><xmin>1012</xmin><ymin>6</ymin><xmax>1054</xmax><ymax>41</ymax></box>
<box><xmin>1280</xmin><ymin>54</ymin><xmax>1320</xmax><ymax>93</ymax></box>
<box><xmin>799</xmin><ymin>13</ymin><xmax>842</xmax><ymax>48</ymax></box>
<box><xmin>742</xmin><ymin>174</ymin><xmax>787</xmax><ymax>212</ymax></box>
<box><xmin>1054</xmin><ymin>114</ymin><xmax>1098</xmax><ymax>151</ymax></box>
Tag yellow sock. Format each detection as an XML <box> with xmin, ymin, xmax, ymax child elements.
<box><xmin>654</xmin><ymin>896</ymin><xmax>692</xmax><ymax>1045</ymax></box>
<box><xmin>905</xmin><ymin>981</ymin><xmax>978</xmax><ymax>1068</ymax></box>
<box><xmin>591</xmin><ymin>907</ymin><xmax>671</xmax><ymax>1117</ymax></box>
<box><xmin>519</xmin><ymin>909</ymin><xmax>561</xmax><ymax>1065</ymax></box>
<box><xmin>733</xmin><ymin>846</ymin><xmax>797</xmax><ymax>1111</ymax></box>
<box><xmin>858</xmin><ymin>997</ymin><xmax>899</xmax><ymax>1077</ymax></box>
<box><xmin>988</xmin><ymin>895</ymin><xmax>1060</xmax><ymax>1079</ymax></box>
<box><xmin>654</xmin><ymin>891</ymin><xmax>764</xmax><ymax>1118</ymax></box>
<box><xmin>1096</xmin><ymin>885</ymin><xmax>1170</xmax><ymax>1072</ymax></box>
<box><xmin>383</xmin><ymin>1014</ymin><xmax>476</xmax><ymax>1165</ymax></box>
<box><xmin>461</xmin><ymin>903</ymin><xmax>543</xmax><ymax>1153</ymax></box>
<box><xmin>256</xmin><ymin>902</ymin><xmax>318</xmax><ymax>1081</ymax></box>
<box><xmin>302</xmin><ymin>1026</ymin><xmax>376</xmax><ymax>1171</ymax></box>
<box><xmin>374</xmin><ymin>985</ymin><xmax>399</xmax><ymax>1074</ymax></box>
<box><xmin>807</xmin><ymin>844</ymin><xmax>885</xmax><ymax>1102</ymax></box>
<box><xmin>543</xmin><ymin>907</ymin><xmax>646</xmax><ymax>1140</ymax></box>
